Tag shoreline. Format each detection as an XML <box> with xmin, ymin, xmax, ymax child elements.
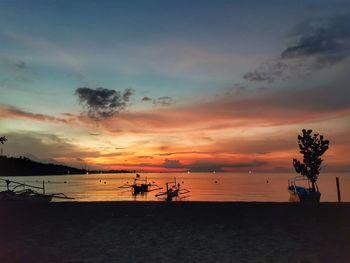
<box><xmin>1</xmin><ymin>202</ymin><xmax>350</xmax><ymax>262</ymax></box>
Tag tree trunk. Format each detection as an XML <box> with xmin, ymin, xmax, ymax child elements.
<box><xmin>311</xmin><ymin>181</ymin><xmax>316</xmax><ymax>192</ymax></box>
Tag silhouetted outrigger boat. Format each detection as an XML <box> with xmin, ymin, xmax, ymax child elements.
<box><xmin>118</xmin><ymin>174</ymin><xmax>162</xmax><ymax>195</ymax></box>
<box><xmin>155</xmin><ymin>178</ymin><xmax>190</xmax><ymax>201</ymax></box>
<box><xmin>288</xmin><ymin>176</ymin><xmax>321</xmax><ymax>203</ymax></box>
<box><xmin>0</xmin><ymin>179</ymin><xmax>74</xmax><ymax>202</ymax></box>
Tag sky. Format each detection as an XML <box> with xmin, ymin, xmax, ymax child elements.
<box><xmin>0</xmin><ymin>0</ymin><xmax>349</xmax><ymax>172</ymax></box>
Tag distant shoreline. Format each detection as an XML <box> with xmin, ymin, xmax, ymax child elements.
<box><xmin>0</xmin><ymin>155</ymin><xmax>134</xmax><ymax>176</ymax></box>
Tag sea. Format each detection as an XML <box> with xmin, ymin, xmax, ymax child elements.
<box><xmin>0</xmin><ymin>172</ymin><xmax>349</xmax><ymax>202</ymax></box>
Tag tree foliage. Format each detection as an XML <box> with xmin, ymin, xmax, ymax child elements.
<box><xmin>293</xmin><ymin>129</ymin><xmax>329</xmax><ymax>187</ymax></box>
<box><xmin>0</xmin><ymin>136</ymin><xmax>7</xmax><ymax>144</ymax></box>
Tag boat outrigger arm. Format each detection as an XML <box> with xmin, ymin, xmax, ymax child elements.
<box><xmin>155</xmin><ymin>178</ymin><xmax>190</xmax><ymax>200</ymax></box>
<box><xmin>0</xmin><ymin>178</ymin><xmax>74</xmax><ymax>201</ymax></box>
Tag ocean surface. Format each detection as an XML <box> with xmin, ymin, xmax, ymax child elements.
<box><xmin>1</xmin><ymin>172</ymin><xmax>349</xmax><ymax>202</ymax></box>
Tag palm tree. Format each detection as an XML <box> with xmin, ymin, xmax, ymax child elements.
<box><xmin>292</xmin><ymin>129</ymin><xmax>329</xmax><ymax>192</ymax></box>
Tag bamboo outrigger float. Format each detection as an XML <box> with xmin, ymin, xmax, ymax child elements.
<box><xmin>155</xmin><ymin>178</ymin><xmax>190</xmax><ymax>201</ymax></box>
<box><xmin>0</xmin><ymin>178</ymin><xmax>74</xmax><ymax>202</ymax></box>
<box><xmin>118</xmin><ymin>174</ymin><xmax>162</xmax><ymax>195</ymax></box>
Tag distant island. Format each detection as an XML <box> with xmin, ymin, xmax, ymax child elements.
<box><xmin>0</xmin><ymin>156</ymin><xmax>134</xmax><ymax>176</ymax></box>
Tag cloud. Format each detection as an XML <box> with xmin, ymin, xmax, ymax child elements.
<box><xmin>163</xmin><ymin>159</ymin><xmax>183</xmax><ymax>168</ymax></box>
<box><xmin>243</xmin><ymin>70</ymin><xmax>274</xmax><ymax>82</ymax></box>
<box><xmin>153</xmin><ymin>96</ymin><xmax>174</xmax><ymax>106</ymax></box>
<box><xmin>141</xmin><ymin>96</ymin><xmax>174</xmax><ymax>106</ymax></box>
<box><xmin>0</xmin><ymin>56</ymin><xmax>30</xmax><ymax>71</ymax></box>
<box><xmin>243</xmin><ymin>61</ymin><xmax>291</xmax><ymax>82</ymax></box>
<box><xmin>100</xmin><ymin>82</ymin><xmax>350</xmax><ymax>136</ymax></box>
<box><xmin>243</xmin><ymin>14</ymin><xmax>350</xmax><ymax>82</ymax></box>
<box><xmin>0</xmin><ymin>105</ymin><xmax>72</xmax><ymax>124</ymax></box>
<box><xmin>2</xmin><ymin>29</ymin><xmax>82</xmax><ymax>71</ymax></box>
<box><xmin>75</xmin><ymin>87</ymin><xmax>134</xmax><ymax>120</ymax></box>
<box><xmin>0</xmin><ymin>56</ymin><xmax>33</xmax><ymax>84</ymax></box>
<box><xmin>155</xmin><ymin>151</ymin><xmax>212</xmax><ymax>156</ymax></box>
<box><xmin>137</xmin><ymin>156</ymin><xmax>154</xmax><ymax>159</ymax></box>
<box><xmin>187</xmin><ymin>160</ymin><xmax>267</xmax><ymax>172</ymax></box>
<box><xmin>281</xmin><ymin>14</ymin><xmax>350</xmax><ymax>67</ymax></box>
<box><xmin>141</xmin><ymin>96</ymin><xmax>152</xmax><ymax>102</ymax></box>
<box><xmin>141</xmin><ymin>95</ymin><xmax>174</xmax><ymax>106</ymax></box>
<box><xmin>2</xmin><ymin>132</ymin><xmax>80</xmax><ymax>162</ymax></box>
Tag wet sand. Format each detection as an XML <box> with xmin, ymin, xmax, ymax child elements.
<box><xmin>0</xmin><ymin>202</ymin><xmax>349</xmax><ymax>263</ymax></box>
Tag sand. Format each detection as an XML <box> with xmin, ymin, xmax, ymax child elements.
<box><xmin>0</xmin><ymin>202</ymin><xmax>349</xmax><ymax>263</ymax></box>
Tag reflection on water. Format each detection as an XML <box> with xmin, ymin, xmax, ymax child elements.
<box><xmin>0</xmin><ymin>172</ymin><xmax>349</xmax><ymax>202</ymax></box>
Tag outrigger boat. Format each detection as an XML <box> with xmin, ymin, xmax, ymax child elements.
<box><xmin>118</xmin><ymin>174</ymin><xmax>162</xmax><ymax>195</ymax></box>
<box><xmin>288</xmin><ymin>176</ymin><xmax>321</xmax><ymax>203</ymax></box>
<box><xmin>0</xmin><ymin>179</ymin><xmax>74</xmax><ymax>202</ymax></box>
<box><xmin>155</xmin><ymin>178</ymin><xmax>190</xmax><ymax>201</ymax></box>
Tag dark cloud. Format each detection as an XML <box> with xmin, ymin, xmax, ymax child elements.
<box><xmin>163</xmin><ymin>159</ymin><xmax>183</xmax><ymax>168</ymax></box>
<box><xmin>153</xmin><ymin>96</ymin><xmax>174</xmax><ymax>106</ymax></box>
<box><xmin>243</xmin><ymin>70</ymin><xmax>274</xmax><ymax>82</ymax></box>
<box><xmin>243</xmin><ymin>14</ymin><xmax>350</xmax><ymax>82</ymax></box>
<box><xmin>187</xmin><ymin>160</ymin><xmax>267</xmax><ymax>172</ymax></box>
<box><xmin>75</xmin><ymin>87</ymin><xmax>134</xmax><ymax>120</ymax></box>
<box><xmin>141</xmin><ymin>96</ymin><xmax>152</xmax><ymax>102</ymax></box>
<box><xmin>155</xmin><ymin>151</ymin><xmax>211</xmax><ymax>156</ymax></box>
<box><xmin>123</xmin><ymin>88</ymin><xmax>134</xmax><ymax>101</ymax></box>
<box><xmin>141</xmin><ymin>96</ymin><xmax>174</xmax><ymax>106</ymax></box>
<box><xmin>137</xmin><ymin>156</ymin><xmax>154</xmax><ymax>159</ymax></box>
<box><xmin>0</xmin><ymin>56</ymin><xmax>31</xmax><ymax>71</ymax></box>
<box><xmin>281</xmin><ymin>14</ymin><xmax>350</xmax><ymax>67</ymax></box>
<box><xmin>242</xmin><ymin>59</ymin><xmax>296</xmax><ymax>82</ymax></box>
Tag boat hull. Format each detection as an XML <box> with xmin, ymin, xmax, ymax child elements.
<box><xmin>166</xmin><ymin>189</ymin><xmax>179</xmax><ymax>201</ymax></box>
<box><xmin>288</xmin><ymin>190</ymin><xmax>300</xmax><ymax>202</ymax></box>
<box><xmin>0</xmin><ymin>191</ymin><xmax>52</xmax><ymax>202</ymax></box>
<box><xmin>132</xmin><ymin>184</ymin><xmax>149</xmax><ymax>194</ymax></box>
<box><xmin>288</xmin><ymin>187</ymin><xmax>321</xmax><ymax>203</ymax></box>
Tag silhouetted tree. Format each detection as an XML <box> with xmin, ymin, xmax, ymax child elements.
<box><xmin>293</xmin><ymin>129</ymin><xmax>329</xmax><ymax>192</ymax></box>
<box><xmin>0</xmin><ymin>136</ymin><xmax>7</xmax><ymax>144</ymax></box>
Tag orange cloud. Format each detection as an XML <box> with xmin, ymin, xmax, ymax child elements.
<box><xmin>0</xmin><ymin>105</ymin><xmax>75</xmax><ymax>124</ymax></box>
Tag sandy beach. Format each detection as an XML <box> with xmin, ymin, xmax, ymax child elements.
<box><xmin>0</xmin><ymin>202</ymin><xmax>349</xmax><ymax>263</ymax></box>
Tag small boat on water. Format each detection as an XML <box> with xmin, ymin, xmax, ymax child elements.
<box><xmin>0</xmin><ymin>179</ymin><xmax>73</xmax><ymax>202</ymax></box>
<box><xmin>118</xmin><ymin>174</ymin><xmax>162</xmax><ymax>195</ymax></box>
<box><xmin>288</xmin><ymin>176</ymin><xmax>321</xmax><ymax>203</ymax></box>
<box><xmin>155</xmin><ymin>178</ymin><xmax>190</xmax><ymax>201</ymax></box>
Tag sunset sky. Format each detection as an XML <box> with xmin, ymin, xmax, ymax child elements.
<box><xmin>0</xmin><ymin>0</ymin><xmax>349</xmax><ymax>172</ymax></box>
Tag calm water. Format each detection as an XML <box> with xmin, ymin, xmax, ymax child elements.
<box><xmin>0</xmin><ymin>172</ymin><xmax>349</xmax><ymax>202</ymax></box>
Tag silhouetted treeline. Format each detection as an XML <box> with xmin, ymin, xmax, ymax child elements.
<box><xmin>0</xmin><ymin>156</ymin><xmax>134</xmax><ymax>176</ymax></box>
